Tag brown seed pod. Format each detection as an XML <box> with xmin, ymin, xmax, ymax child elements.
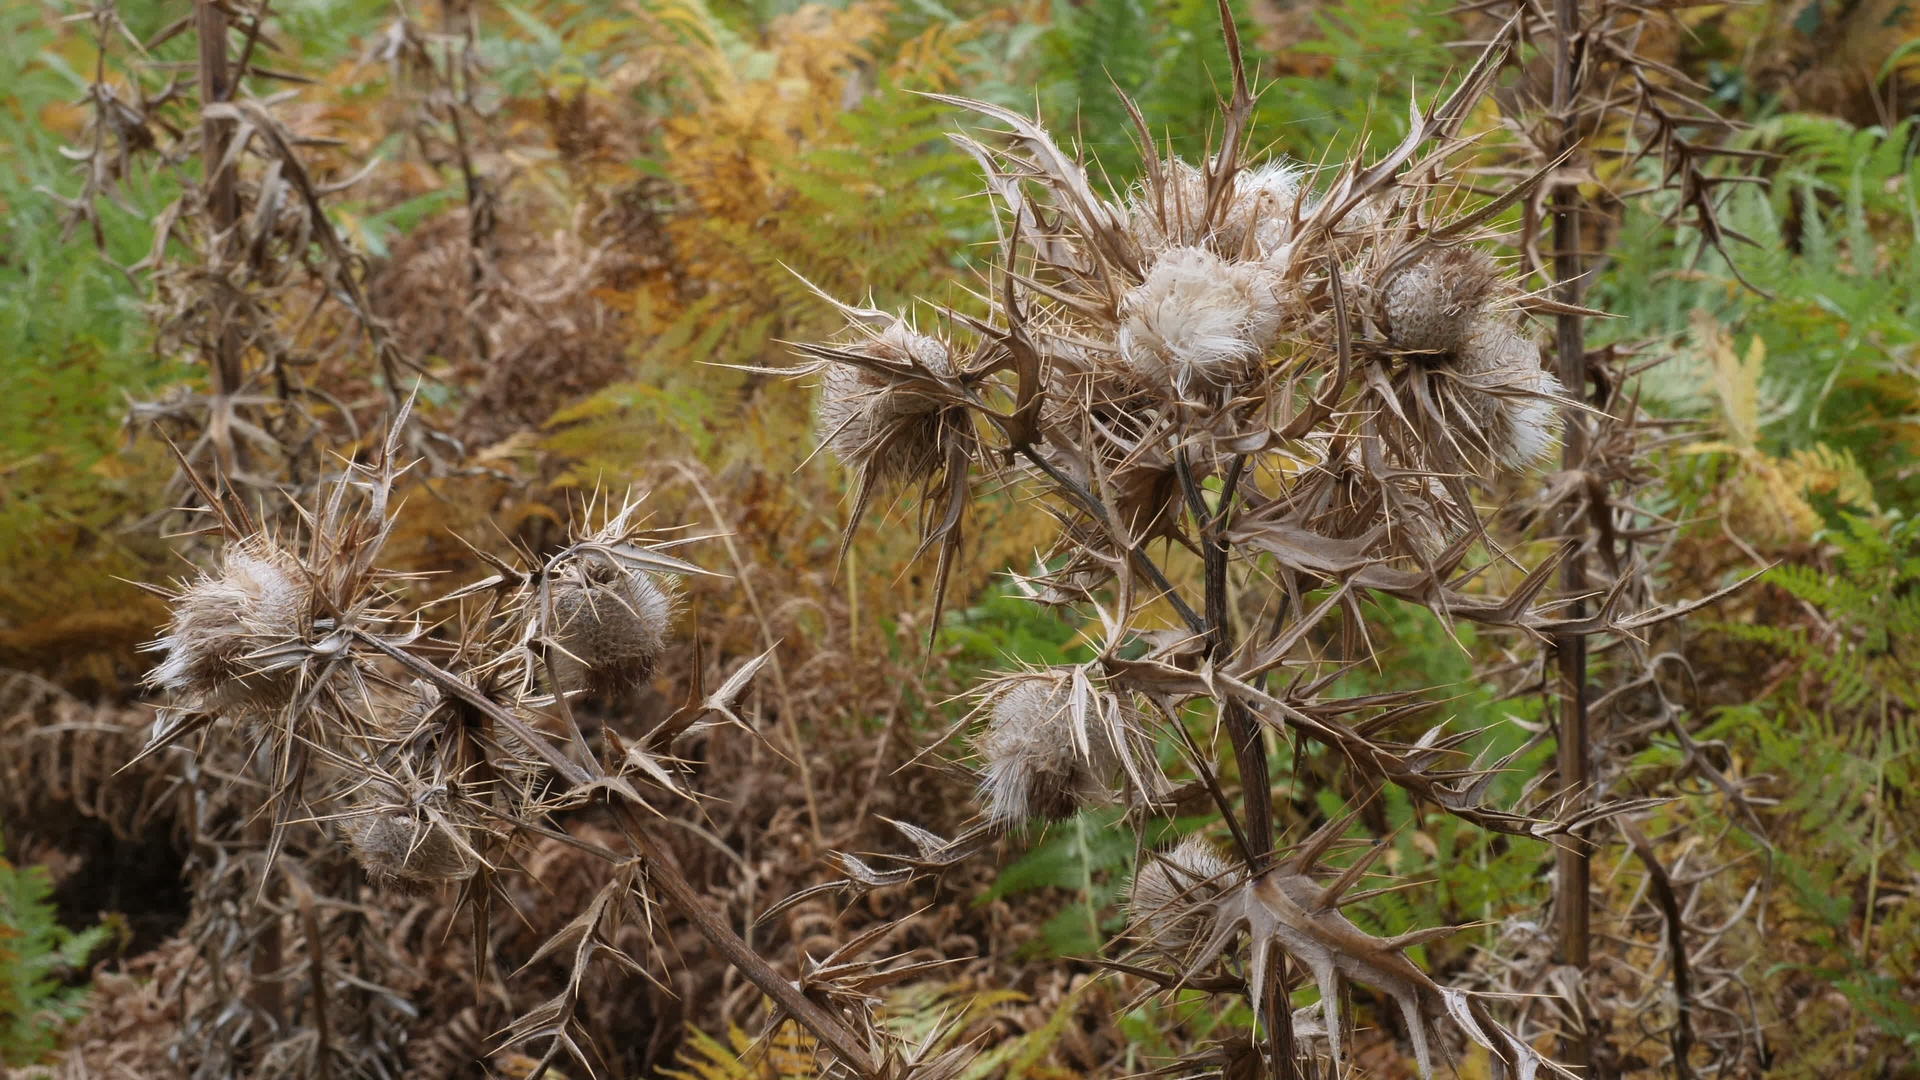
<box><xmin>549</xmin><ymin>558</ymin><xmax>676</xmax><ymax>695</ymax></box>
<box><xmin>1129</xmin><ymin>835</ymin><xmax>1240</xmax><ymax>957</ymax></box>
<box><xmin>146</xmin><ymin>537</ymin><xmax>312</xmax><ymax>718</ymax></box>
<box><xmin>341</xmin><ymin>798</ymin><xmax>482</xmax><ymax>885</ymax></box>
<box><xmin>814</xmin><ymin>318</ymin><xmax>956</xmax><ymax>487</ymax></box>
<box><xmin>973</xmin><ymin>669</ymin><xmax>1130</xmax><ymax>826</ymax></box>
<box><xmin>1380</xmin><ymin>248</ymin><xmax>1503</xmax><ymax>355</ymax></box>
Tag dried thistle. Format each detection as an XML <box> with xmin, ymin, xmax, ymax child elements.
<box><xmin>548</xmin><ymin>557</ymin><xmax>677</xmax><ymax>695</ymax></box>
<box><xmin>814</xmin><ymin>317</ymin><xmax>960</xmax><ymax>487</ymax></box>
<box><xmin>1128</xmin><ymin>835</ymin><xmax>1240</xmax><ymax>959</ymax></box>
<box><xmin>145</xmin><ymin>537</ymin><xmax>313</xmax><ymax>718</ymax></box>
<box><xmin>1169</xmin><ymin>832</ymin><xmax>1575</xmax><ymax>1079</ymax></box>
<box><xmin>1118</xmin><ymin>246</ymin><xmax>1283</xmax><ymax>396</ymax></box>
<box><xmin>1379</xmin><ymin>247</ymin><xmax>1504</xmax><ymax>355</ymax></box>
<box><xmin>971</xmin><ymin>667</ymin><xmax>1142</xmax><ymax>826</ymax></box>
<box><xmin>1222</xmin><ymin>161</ymin><xmax>1306</xmax><ymax>260</ymax></box>
<box><xmin>1458</xmin><ymin>316</ymin><xmax>1565</xmax><ymax>469</ymax></box>
<box><xmin>339</xmin><ymin>792</ymin><xmax>483</xmax><ymax>886</ymax></box>
<box><xmin>1126</xmin><ymin>158</ymin><xmax>1304</xmax><ymax>260</ymax></box>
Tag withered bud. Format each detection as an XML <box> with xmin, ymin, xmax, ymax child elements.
<box><xmin>550</xmin><ymin>558</ymin><xmax>676</xmax><ymax>695</ymax></box>
<box><xmin>1129</xmin><ymin>835</ymin><xmax>1240</xmax><ymax>957</ymax></box>
<box><xmin>1380</xmin><ymin>248</ymin><xmax>1503</xmax><ymax>355</ymax></box>
<box><xmin>815</xmin><ymin>318</ymin><xmax>956</xmax><ymax>486</ymax></box>
<box><xmin>1118</xmin><ymin>246</ymin><xmax>1281</xmax><ymax>396</ymax></box>
<box><xmin>146</xmin><ymin>538</ymin><xmax>312</xmax><ymax>718</ymax></box>
<box><xmin>341</xmin><ymin>798</ymin><xmax>481</xmax><ymax>885</ymax></box>
<box><xmin>973</xmin><ymin>670</ymin><xmax>1127</xmax><ymax>826</ymax></box>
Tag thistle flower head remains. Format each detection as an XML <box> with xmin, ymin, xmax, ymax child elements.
<box><xmin>1459</xmin><ymin>316</ymin><xmax>1565</xmax><ymax>469</ymax></box>
<box><xmin>1379</xmin><ymin>247</ymin><xmax>1504</xmax><ymax>355</ymax></box>
<box><xmin>1128</xmin><ymin>835</ymin><xmax>1241</xmax><ymax>959</ymax></box>
<box><xmin>146</xmin><ymin>536</ymin><xmax>313</xmax><ymax>718</ymax></box>
<box><xmin>811</xmin><ymin>315</ymin><xmax>963</xmax><ymax>488</ymax></box>
<box><xmin>1118</xmin><ymin>246</ymin><xmax>1282</xmax><ymax>397</ymax></box>
<box><xmin>525</xmin><ymin>495</ymin><xmax>704</xmax><ymax>699</ymax></box>
<box><xmin>547</xmin><ymin>557</ymin><xmax>677</xmax><ymax>694</ymax></box>
<box><xmin>339</xmin><ymin>787</ymin><xmax>484</xmax><ymax>886</ymax></box>
<box><xmin>970</xmin><ymin>666</ymin><xmax>1161</xmax><ymax>827</ymax></box>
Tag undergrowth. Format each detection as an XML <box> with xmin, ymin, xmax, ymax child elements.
<box><xmin>0</xmin><ymin>837</ymin><xmax>107</xmax><ymax>1067</ymax></box>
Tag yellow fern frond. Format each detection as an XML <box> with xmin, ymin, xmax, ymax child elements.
<box><xmin>1692</xmin><ymin>309</ymin><xmax>1766</xmax><ymax>451</ymax></box>
<box><xmin>1785</xmin><ymin>443</ymin><xmax>1879</xmax><ymax>514</ymax></box>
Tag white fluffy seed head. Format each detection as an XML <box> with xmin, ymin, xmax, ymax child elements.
<box><xmin>342</xmin><ymin>801</ymin><xmax>480</xmax><ymax>886</ymax></box>
<box><xmin>550</xmin><ymin>559</ymin><xmax>676</xmax><ymax>695</ymax></box>
<box><xmin>1128</xmin><ymin>835</ymin><xmax>1239</xmax><ymax>956</ymax></box>
<box><xmin>1118</xmin><ymin>247</ymin><xmax>1281</xmax><ymax>395</ymax></box>
<box><xmin>1458</xmin><ymin>317</ymin><xmax>1565</xmax><ymax>469</ymax></box>
<box><xmin>1127</xmin><ymin>160</ymin><xmax>1305</xmax><ymax>260</ymax></box>
<box><xmin>1223</xmin><ymin>161</ymin><xmax>1305</xmax><ymax>259</ymax></box>
<box><xmin>1381</xmin><ymin>248</ymin><xmax>1503</xmax><ymax>355</ymax></box>
<box><xmin>815</xmin><ymin>319</ymin><xmax>954</xmax><ymax>484</ymax></box>
<box><xmin>973</xmin><ymin>671</ymin><xmax>1120</xmax><ymax>826</ymax></box>
<box><xmin>147</xmin><ymin>538</ymin><xmax>312</xmax><ymax>718</ymax></box>
<box><xmin>1126</xmin><ymin>160</ymin><xmax>1211</xmax><ymax>255</ymax></box>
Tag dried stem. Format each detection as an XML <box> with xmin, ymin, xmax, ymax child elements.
<box><xmin>196</xmin><ymin>0</ymin><xmax>245</xmax><ymax>478</ymax></box>
<box><xmin>1549</xmin><ymin>0</ymin><xmax>1596</xmax><ymax>1069</ymax></box>
<box><xmin>1176</xmin><ymin>445</ymin><xmax>1291</xmax><ymax>1077</ymax></box>
<box><xmin>1019</xmin><ymin>444</ymin><xmax>1207</xmax><ymax>634</ymax></box>
<box><xmin>350</xmin><ymin>629</ymin><xmax>881</xmax><ymax>1075</ymax></box>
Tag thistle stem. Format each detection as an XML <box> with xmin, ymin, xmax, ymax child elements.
<box><xmin>1174</xmin><ymin>446</ymin><xmax>1289</xmax><ymax>1078</ymax></box>
<box><xmin>1549</xmin><ymin>0</ymin><xmax>1596</xmax><ymax>1069</ymax></box>
<box><xmin>197</xmin><ymin>0</ymin><xmax>246</xmax><ymax>481</ymax></box>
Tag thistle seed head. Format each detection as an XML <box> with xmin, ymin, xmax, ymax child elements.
<box><xmin>146</xmin><ymin>538</ymin><xmax>312</xmax><ymax>718</ymax></box>
<box><xmin>1128</xmin><ymin>159</ymin><xmax>1303</xmax><ymax>260</ymax></box>
<box><xmin>1380</xmin><ymin>248</ymin><xmax>1503</xmax><ymax>355</ymax></box>
<box><xmin>1459</xmin><ymin>317</ymin><xmax>1564</xmax><ymax>469</ymax></box>
<box><xmin>1129</xmin><ymin>835</ymin><xmax>1239</xmax><ymax>957</ymax></box>
<box><xmin>815</xmin><ymin>319</ymin><xmax>956</xmax><ymax>485</ymax></box>
<box><xmin>550</xmin><ymin>558</ymin><xmax>677</xmax><ymax>695</ymax></box>
<box><xmin>973</xmin><ymin>669</ymin><xmax>1123</xmax><ymax>826</ymax></box>
<box><xmin>1118</xmin><ymin>246</ymin><xmax>1281</xmax><ymax>395</ymax></box>
<box><xmin>1221</xmin><ymin>161</ymin><xmax>1305</xmax><ymax>259</ymax></box>
<box><xmin>1126</xmin><ymin>160</ymin><xmax>1211</xmax><ymax>255</ymax></box>
<box><xmin>1385</xmin><ymin>472</ymin><xmax>1470</xmax><ymax>562</ymax></box>
<box><xmin>341</xmin><ymin>798</ymin><xmax>481</xmax><ymax>886</ymax></box>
